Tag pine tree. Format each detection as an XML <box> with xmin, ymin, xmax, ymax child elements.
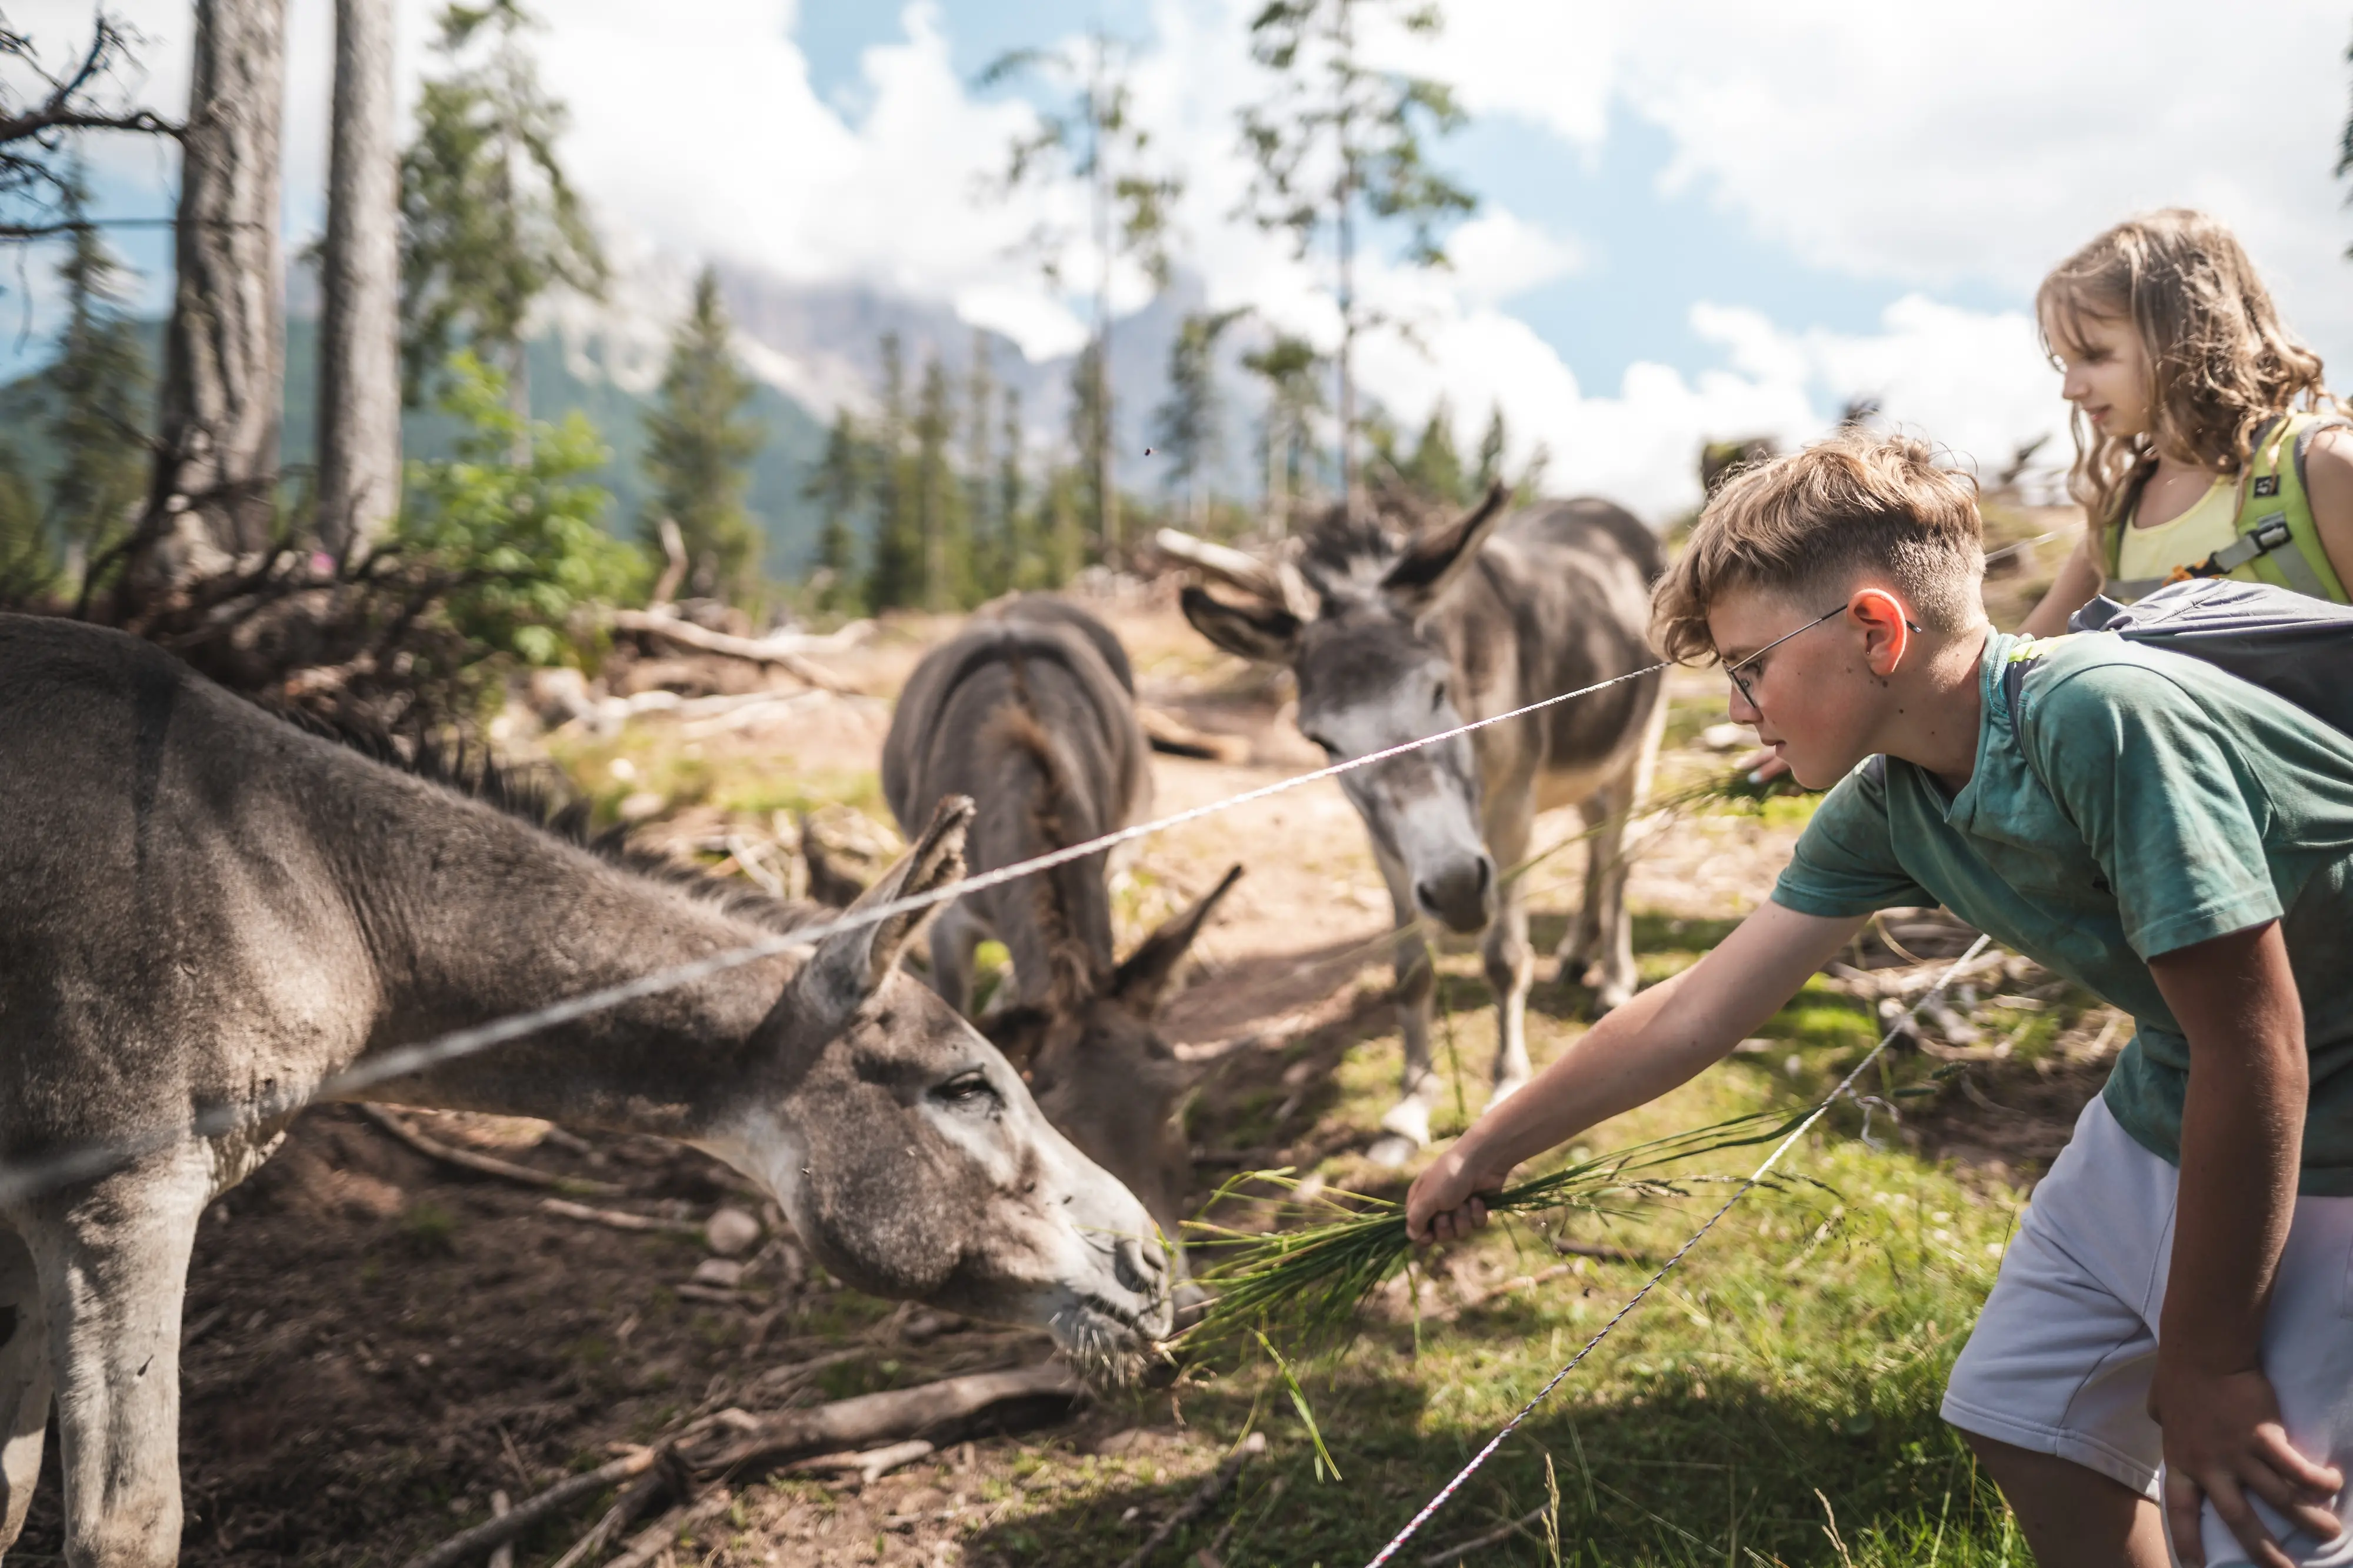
<box><xmin>1066</xmin><ymin>341</ymin><xmax>1111</xmax><ymax>565</ymax></box>
<box><xmin>1399</xmin><ymin>396</ymin><xmax>1467</xmax><ymax>504</ymax></box>
<box><xmin>1242</xmin><ymin>333</ymin><xmax>1325</xmax><ymax>533</ymax></box>
<box><xmin>912</xmin><ymin>353</ymin><xmax>968</xmax><ymax>611</ymax></box>
<box><xmin>866</xmin><ymin>333</ymin><xmax>922</xmax><ymax>610</ymax></box>
<box><xmin>48</xmin><ymin>178</ymin><xmax>150</xmax><ymax>571</ymax></box>
<box><xmin>399</xmin><ymin>0</ymin><xmax>606</xmax><ymax>415</ymax></box>
<box><xmin>998</xmin><ymin>386</ymin><xmax>1034</xmax><ymax>589</ymax></box>
<box><xmin>0</xmin><ymin>440</ymin><xmax>52</xmax><ymax>600</ymax></box>
<box><xmin>1152</xmin><ymin>308</ymin><xmax>1245</xmax><ymax>529</ymax></box>
<box><xmin>804</xmin><ymin>407</ymin><xmax>868</xmax><ymax>613</ymax></box>
<box><xmin>1473</xmin><ymin>402</ymin><xmax>1508</xmax><ymax>495</ymax></box>
<box><xmin>642</xmin><ymin>266</ymin><xmax>763</xmax><ymax>601</ymax></box>
<box><xmin>1238</xmin><ymin>0</ymin><xmax>1476</xmax><ymax>507</ymax></box>
<box><xmin>983</xmin><ymin>32</ymin><xmax>1182</xmax><ymax>565</ymax></box>
<box><xmin>964</xmin><ymin>331</ymin><xmax>999</xmax><ymax>597</ymax></box>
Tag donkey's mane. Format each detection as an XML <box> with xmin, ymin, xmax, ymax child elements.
<box><xmin>273</xmin><ymin>706</ymin><xmax>822</xmax><ymax>936</ymax></box>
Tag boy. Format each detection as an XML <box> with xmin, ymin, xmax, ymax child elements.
<box><xmin>1407</xmin><ymin>432</ymin><xmax>2353</xmax><ymax>1568</ymax></box>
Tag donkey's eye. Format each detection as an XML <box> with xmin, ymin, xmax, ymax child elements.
<box><xmin>1305</xmin><ymin>732</ymin><xmax>1339</xmax><ymax>756</ymax></box>
<box><xmin>933</xmin><ymin>1070</ymin><xmax>999</xmax><ymax>1109</ymax></box>
<box><xmin>1429</xmin><ymin>682</ymin><xmax>1447</xmax><ymax>712</ymax></box>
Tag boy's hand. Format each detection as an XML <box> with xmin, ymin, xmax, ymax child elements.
<box><xmin>1405</xmin><ymin>1142</ymin><xmax>1515</xmax><ymax>1246</ymax></box>
<box><xmin>2154</xmin><ymin>1362</ymin><xmax>2344</xmax><ymax>1568</ymax></box>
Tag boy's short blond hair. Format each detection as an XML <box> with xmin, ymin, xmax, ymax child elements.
<box><xmin>1650</xmin><ymin>430</ymin><xmax>1985</xmax><ymax>665</ymax></box>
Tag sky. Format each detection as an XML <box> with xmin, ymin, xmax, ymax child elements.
<box><xmin>11</xmin><ymin>0</ymin><xmax>2353</xmax><ymax>519</ymax></box>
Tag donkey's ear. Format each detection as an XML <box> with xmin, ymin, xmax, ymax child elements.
<box><xmin>1180</xmin><ymin>585</ymin><xmax>1301</xmax><ymax>665</ymax></box>
<box><xmin>981</xmin><ymin>1003</ymin><xmax>1054</xmax><ymax>1077</ymax></box>
<box><xmin>1112</xmin><ymin>864</ymin><xmax>1243</xmax><ymax>1016</ymax></box>
<box><xmin>1380</xmin><ymin>480</ymin><xmax>1511</xmax><ymax>616</ymax></box>
<box><xmin>808</xmin><ymin>795</ymin><xmax>973</xmax><ymax>1003</ymax></box>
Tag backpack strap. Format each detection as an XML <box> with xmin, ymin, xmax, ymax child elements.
<box><xmin>2113</xmin><ymin>414</ymin><xmax>2352</xmax><ymax>604</ymax></box>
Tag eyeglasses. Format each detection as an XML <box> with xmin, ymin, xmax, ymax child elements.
<box><xmin>1723</xmin><ymin>605</ymin><xmax>1923</xmax><ymax>711</ymax></box>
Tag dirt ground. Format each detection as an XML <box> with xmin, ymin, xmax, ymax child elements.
<box><xmin>15</xmin><ymin>568</ymin><xmax>2111</xmax><ymax>1566</ymax></box>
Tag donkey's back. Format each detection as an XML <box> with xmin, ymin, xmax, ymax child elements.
<box><xmin>1467</xmin><ymin>498</ymin><xmax>1664</xmax><ymax>789</ymax></box>
<box><xmin>0</xmin><ymin>616</ymin><xmax>382</xmax><ymax>1153</ymax></box>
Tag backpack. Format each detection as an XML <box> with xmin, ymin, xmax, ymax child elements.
<box><xmin>2034</xmin><ymin>576</ymin><xmax>2353</xmax><ymax>736</ymax></box>
<box><xmin>2102</xmin><ymin>411</ymin><xmax>2352</xmax><ymax>606</ymax></box>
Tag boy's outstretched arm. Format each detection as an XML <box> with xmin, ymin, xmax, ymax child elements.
<box><xmin>2147</xmin><ymin>919</ymin><xmax>2345</xmax><ymax>1568</ymax></box>
<box><xmin>1406</xmin><ymin>903</ymin><xmax>1865</xmax><ymax>1245</ymax></box>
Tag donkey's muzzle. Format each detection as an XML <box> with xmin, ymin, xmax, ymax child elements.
<box><xmin>1114</xmin><ymin>1233</ymin><xmax>1169</xmax><ymax>1303</ymax></box>
<box><xmin>1415</xmin><ymin>855</ymin><xmax>1495</xmax><ymax>935</ymax></box>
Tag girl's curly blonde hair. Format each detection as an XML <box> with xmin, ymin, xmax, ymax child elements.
<box><xmin>2038</xmin><ymin>210</ymin><xmax>2338</xmax><ymax>539</ymax></box>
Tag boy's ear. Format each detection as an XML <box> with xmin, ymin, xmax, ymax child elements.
<box><xmin>1848</xmin><ymin>588</ymin><xmax>1913</xmax><ymax>676</ymax></box>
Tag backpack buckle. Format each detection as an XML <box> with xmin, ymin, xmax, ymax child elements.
<box><xmin>2252</xmin><ymin>512</ymin><xmax>2294</xmax><ymax>552</ymax></box>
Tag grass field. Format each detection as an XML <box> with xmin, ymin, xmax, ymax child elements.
<box><xmin>916</xmin><ymin>913</ymin><xmax>2064</xmax><ymax>1568</ymax></box>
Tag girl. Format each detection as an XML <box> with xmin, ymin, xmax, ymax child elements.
<box><xmin>2021</xmin><ymin>209</ymin><xmax>2353</xmax><ymax>636</ymax></box>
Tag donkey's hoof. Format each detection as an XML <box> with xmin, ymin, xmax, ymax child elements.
<box><xmin>1590</xmin><ymin>980</ymin><xmax>1634</xmax><ymax>1015</ymax></box>
<box><xmin>1367</xmin><ymin>1134</ymin><xmax>1421</xmax><ymax>1169</ymax></box>
<box><xmin>1377</xmin><ymin>1098</ymin><xmax>1432</xmax><ymax>1147</ymax></box>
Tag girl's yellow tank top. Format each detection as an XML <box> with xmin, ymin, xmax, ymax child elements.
<box><xmin>2114</xmin><ymin>472</ymin><xmax>2238</xmax><ymax>585</ymax></box>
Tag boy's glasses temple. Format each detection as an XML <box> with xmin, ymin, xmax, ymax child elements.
<box><xmin>1723</xmin><ymin>606</ymin><xmax>1926</xmax><ymax>708</ymax></box>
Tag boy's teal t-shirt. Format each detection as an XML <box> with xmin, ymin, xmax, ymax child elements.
<box><xmin>1771</xmin><ymin>629</ymin><xmax>2353</xmax><ymax>1194</ymax></box>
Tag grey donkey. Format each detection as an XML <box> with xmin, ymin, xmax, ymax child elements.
<box><xmin>882</xmin><ymin>595</ymin><xmax>1242</xmax><ymax>1267</ymax></box>
<box><xmin>1162</xmin><ymin>485</ymin><xmax>1665</xmax><ymax>1163</ymax></box>
<box><xmin>0</xmin><ymin>615</ymin><xmax>1172</xmax><ymax>1567</ymax></box>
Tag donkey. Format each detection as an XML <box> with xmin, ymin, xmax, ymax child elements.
<box><xmin>0</xmin><ymin>615</ymin><xmax>1172</xmax><ymax>1567</ymax></box>
<box><xmin>883</xmin><ymin>595</ymin><xmax>1242</xmax><ymax>1266</ymax></box>
<box><xmin>1163</xmin><ymin>485</ymin><xmax>1665</xmax><ymax>1162</ymax></box>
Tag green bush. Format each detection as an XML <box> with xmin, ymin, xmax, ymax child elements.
<box><xmin>393</xmin><ymin>350</ymin><xmax>645</xmax><ymax>672</ymax></box>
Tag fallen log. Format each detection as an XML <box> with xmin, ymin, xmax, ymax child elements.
<box><xmin>692</xmin><ymin>1359</ymin><xmax>1084</xmax><ymax>1477</ymax></box>
<box><xmin>612</xmin><ymin>609</ymin><xmax>859</xmax><ymax>695</ymax></box>
<box><xmin>359</xmin><ymin>1105</ymin><xmax>627</xmax><ymax>1197</ymax></box>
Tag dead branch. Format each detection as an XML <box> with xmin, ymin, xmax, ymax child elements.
<box><xmin>786</xmin><ymin>1437</ymin><xmax>936</xmax><ymax>1487</ymax></box>
<box><xmin>691</xmin><ymin>1359</ymin><xmax>1084</xmax><ymax>1477</ymax></box>
<box><xmin>1421</xmin><ymin>1505</ymin><xmax>1550</xmax><ymax>1567</ymax></box>
<box><xmin>357</xmin><ymin>1105</ymin><xmax>627</xmax><ymax>1196</ymax></box>
<box><xmin>536</xmin><ymin>1196</ymin><xmax>704</xmax><ymax>1236</ymax></box>
<box><xmin>545</xmin><ymin>1460</ymin><xmax>679</xmax><ymax>1568</ymax></box>
<box><xmin>612</xmin><ymin>608</ymin><xmax>860</xmax><ymax>694</ymax></box>
<box><xmin>603</xmin><ymin>1492</ymin><xmax>735</xmax><ymax>1568</ymax></box>
<box><xmin>485</xmin><ymin>1492</ymin><xmax>512</xmax><ymax>1568</ymax></box>
<box><xmin>397</xmin><ymin>1446</ymin><xmax>667</xmax><ymax>1568</ymax></box>
<box><xmin>1113</xmin><ymin>1431</ymin><xmax>1267</xmax><ymax>1568</ymax></box>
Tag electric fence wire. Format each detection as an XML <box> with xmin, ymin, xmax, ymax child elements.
<box><xmin>0</xmin><ymin>658</ymin><xmax>1680</xmax><ymax>1206</ymax></box>
<box><xmin>1360</xmin><ymin>933</ymin><xmax>1995</xmax><ymax>1567</ymax></box>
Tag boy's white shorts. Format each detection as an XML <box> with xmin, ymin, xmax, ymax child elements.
<box><xmin>1942</xmin><ymin>1094</ymin><xmax>2353</xmax><ymax>1566</ymax></box>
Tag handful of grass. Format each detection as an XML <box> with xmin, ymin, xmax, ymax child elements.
<box><xmin>1181</xmin><ymin>1108</ymin><xmax>1807</xmax><ymax>1352</ymax></box>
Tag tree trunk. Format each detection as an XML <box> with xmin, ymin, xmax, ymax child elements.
<box><xmin>316</xmin><ymin>0</ymin><xmax>401</xmax><ymax>561</ymax></box>
<box><xmin>144</xmin><ymin>0</ymin><xmax>289</xmax><ymax>584</ymax></box>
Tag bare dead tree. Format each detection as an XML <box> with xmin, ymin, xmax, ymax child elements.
<box><xmin>316</xmin><ymin>0</ymin><xmax>401</xmax><ymax>561</ymax></box>
<box><xmin>0</xmin><ymin>12</ymin><xmax>178</xmax><ymax>240</ymax></box>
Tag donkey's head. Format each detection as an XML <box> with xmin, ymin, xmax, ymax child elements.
<box><xmin>981</xmin><ymin>865</ymin><xmax>1244</xmax><ymax>1268</ymax></box>
<box><xmin>1168</xmin><ymin>485</ymin><xmax>1511</xmax><ymax>936</ymax></box>
<box><xmin>724</xmin><ymin>800</ymin><xmax>1173</xmax><ymax>1375</ymax></box>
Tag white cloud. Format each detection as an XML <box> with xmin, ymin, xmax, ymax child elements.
<box><xmin>1442</xmin><ymin>211</ymin><xmax>1584</xmax><ymax>303</ymax></box>
<box><xmin>11</xmin><ymin>0</ymin><xmax>2328</xmax><ymax>525</ymax></box>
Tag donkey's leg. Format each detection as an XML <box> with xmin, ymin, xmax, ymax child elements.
<box><xmin>0</xmin><ymin>1226</ymin><xmax>52</xmax><ymax>1552</ymax></box>
<box><xmin>1481</xmin><ymin>795</ymin><xmax>1537</xmax><ymax>1105</ymax></box>
<box><xmin>925</xmin><ymin>901</ymin><xmax>986</xmax><ymax>1016</ymax></box>
<box><xmin>25</xmin><ymin>1146</ymin><xmax>212</xmax><ymax>1568</ymax></box>
<box><xmin>1369</xmin><ymin>846</ymin><xmax>1439</xmax><ymax>1166</ymax></box>
<box><xmin>1558</xmin><ymin>705</ymin><xmax>1664</xmax><ymax>1012</ymax></box>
